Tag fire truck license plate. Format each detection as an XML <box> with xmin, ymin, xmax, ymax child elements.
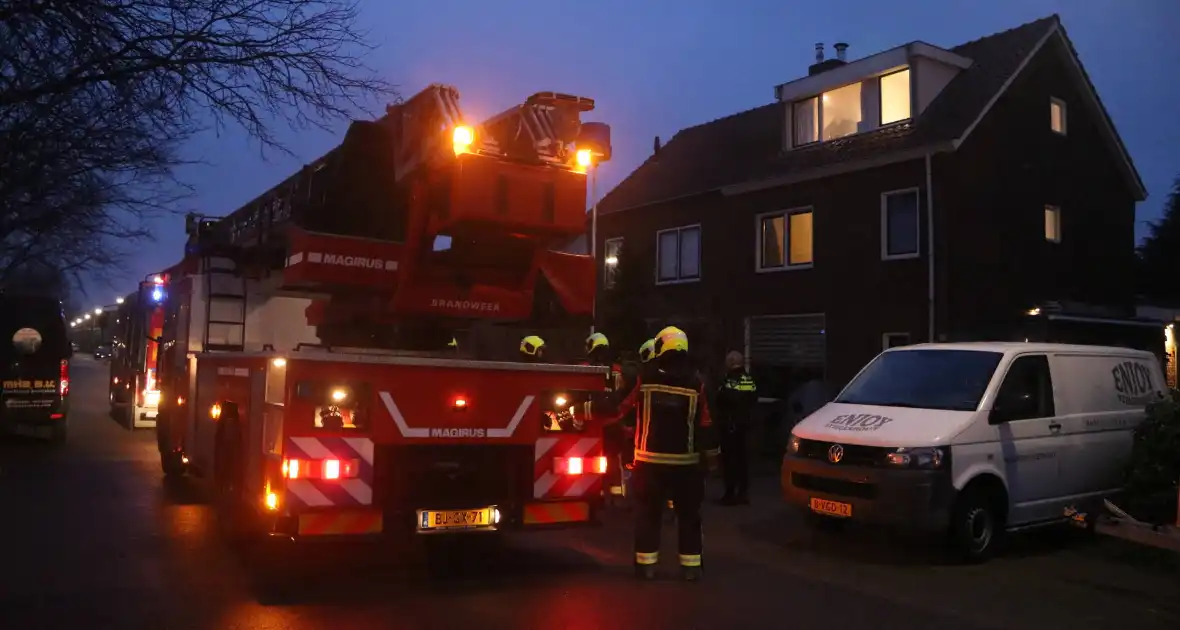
<box><xmin>418</xmin><ymin>508</ymin><xmax>493</xmax><ymax>531</ymax></box>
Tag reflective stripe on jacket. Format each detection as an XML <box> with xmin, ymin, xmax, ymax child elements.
<box><xmin>615</xmin><ymin>372</ymin><xmax>717</xmax><ymax>465</ymax></box>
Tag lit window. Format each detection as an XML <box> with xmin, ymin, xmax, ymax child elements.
<box><xmin>603</xmin><ymin>237</ymin><xmax>623</xmax><ymax>289</ymax></box>
<box><xmin>1045</xmin><ymin>205</ymin><xmax>1061</xmax><ymax>243</ymax></box>
<box><xmin>793</xmin><ymin>97</ymin><xmax>819</xmax><ymax>146</ymax></box>
<box><xmin>880</xmin><ymin>69</ymin><xmax>911</xmax><ymax>125</ymax></box>
<box><xmin>881</xmin><ymin>189</ymin><xmax>920</xmax><ymax>259</ymax></box>
<box><xmin>656</xmin><ymin>225</ymin><xmax>701</xmax><ymax>283</ymax></box>
<box><xmin>821</xmin><ymin>82</ymin><xmax>862</xmax><ymax>141</ymax></box>
<box><xmin>1050</xmin><ymin>98</ymin><xmax>1067</xmax><ymax>135</ymax></box>
<box><xmin>758</xmin><ymin>209</ymin><xmax>814</xmax><ymax>270</ymax></box>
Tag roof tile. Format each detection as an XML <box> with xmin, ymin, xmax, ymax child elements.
<box><xmin>599</xmin><ymin>15</ymin><xmax>1059</xmax><ymax>214</ymax></box>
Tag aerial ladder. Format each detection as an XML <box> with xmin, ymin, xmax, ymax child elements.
<box><xmin>181</xmin><ymin>84</ymin><xmax>610</xmax><ymax>351</ymax></box>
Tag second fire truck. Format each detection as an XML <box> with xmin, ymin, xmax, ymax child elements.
<box><xmin>148</xmin><ymin>84</ymin><xmax>615</xmax><ymax>543</ymax></box>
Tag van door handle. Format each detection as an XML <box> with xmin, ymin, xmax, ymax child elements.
<box><xmin>1048</xmin><ymin>421</ymin><xmax>1062</xmax><ymax>432</ymax></box>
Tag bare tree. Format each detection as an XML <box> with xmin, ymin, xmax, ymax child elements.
<box><xmin>0</xmin><ymin>0</ymin><xmax>395</xmax><ymax>281</ymax></box>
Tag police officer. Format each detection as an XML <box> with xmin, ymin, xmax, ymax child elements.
<box><xmin>613</xmin><ymin>326</ymin><xmax>717</xmax><ymax>581</ymax></box>
<box><xmin>714</xmin><ymin>350</ymin><xmax>758</xmax><ymax>505</ymax></box>
<box><xmin>519</xmin><ymin>335</ymin><xmax>546</xmax><ymax>362</ymax></box>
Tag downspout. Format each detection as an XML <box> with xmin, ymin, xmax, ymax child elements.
<box><xmin>925</xmin><ymin>153</ymin><xmax>935</xmax><ymax>342</ymax></box>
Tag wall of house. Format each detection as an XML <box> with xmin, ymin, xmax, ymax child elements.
<box><xmin>938</xmin><ymin>34</ymin><xmax>1139</xmax><ymax>340</ymax></box>
<box><xmin>595</xmin><ymin>157</ymin><xmax>930</xmax><ymax>388</ymax></box>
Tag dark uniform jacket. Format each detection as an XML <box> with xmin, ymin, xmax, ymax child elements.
<box><xmin>578</xmin><ymin>361</ymin><xmax>624</xmax><ymax>423</ymax></box>
<box><xmin>614</xmin><ymin>358</ymin><xmax>717</xmax><ymax>465</ymax></box>
<box><xmin>714</xmin><ymin>369</ymin><xmax>757</xmax><ymax>434</ymax></box>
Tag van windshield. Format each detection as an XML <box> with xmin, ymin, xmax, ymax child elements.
<box><xmin>835</xmin><ymin>349</ymin><xmax>1003</xmax><ymax>412</ymax></box>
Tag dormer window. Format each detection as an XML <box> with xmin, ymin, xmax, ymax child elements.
<box><xmin>879</xmin><ymin>69</ymin><xmax>911</xmax><ymax>125</ymax></box>
<box><xmin>791</xmin><ymin>68</ymin><xmax>912</xmax><ymax>148</ymax></box>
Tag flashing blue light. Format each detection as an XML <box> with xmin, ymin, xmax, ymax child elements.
<box><xmin>151</xmin><ymin>288</ymin><xmax>164</xmax><ymax>302</ymax></box>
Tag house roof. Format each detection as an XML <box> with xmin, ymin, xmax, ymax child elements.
<box><xmin>598</xmin><ymin>15</ymin><xmax>1145</xmax><ymax>215</ymax></box>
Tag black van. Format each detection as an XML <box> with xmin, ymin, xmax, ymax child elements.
<box><xmin>0</xmin><ymin>294</ymin><xmax>71</xmax><ymax>442</ymax></box>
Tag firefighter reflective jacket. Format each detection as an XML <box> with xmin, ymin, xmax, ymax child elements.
<box><xmin>714</xmin><ymin>369</ymin><xmax>757</xmax><ymax>433</ymax></box>
<box><xmin>615</xmin><ymin>363</ymin><xmax>717</xmax><ymax>465</ymax></box>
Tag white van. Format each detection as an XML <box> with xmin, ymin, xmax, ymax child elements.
<box><xmin>782</xmin><ymin>342</ymin><xmax>1166</xmax><ymax>561</ymax></box>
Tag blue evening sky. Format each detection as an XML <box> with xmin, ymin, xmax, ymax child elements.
<box><xmin>85</xmin><ymin>0</ymin><xmax>1180</xmax><ymax>303</ymax></box>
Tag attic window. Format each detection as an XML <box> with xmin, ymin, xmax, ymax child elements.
<box><xmin>792</xmin><ymin>69</ymin><xmax>912</xmax><ymax>148</ymax></box>
<box><xmin>880</xmin><ymin>69</ymin><xmax>911</xmax><ymax>125</ymax></box>
<box><xmin>1050</xmin><ymin>97</ymin><xmax>1067</xmax><ymax>135</ymax></box>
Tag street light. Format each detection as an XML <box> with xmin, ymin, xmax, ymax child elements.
<box><xmin>116</xmin><ymin>296</ymin><xmax>124</xmax><ymax>305</ymax></box>
<box><xmin>84</xmin><ymin>314</ymin><xmax>91</xmax><ymax>320</ymax></box>
<box><xmin>70</xmin><ymin>322</ymin><xmax>77</xmax><ymax>328</ymax></box>
<box><xmin>94</xmin><ymin>307</ymin><xmax>102</xmax><ymax>315</ymax></box>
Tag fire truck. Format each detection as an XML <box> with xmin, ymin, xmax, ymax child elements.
<box><xmin>152</xmin><ymin>84</ymin><xmax>615</xmax><ymax>543</ymax></box>
<box><xmin>109</xmin><ymin>274</ymin><xmax>169</xmax><ymax>429</ymax></box>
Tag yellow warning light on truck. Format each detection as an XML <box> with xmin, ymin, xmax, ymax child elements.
<box><xmin>453</xmin><ymin>125</ymin><xmax>474</xmax><ymax>155</ymax></box>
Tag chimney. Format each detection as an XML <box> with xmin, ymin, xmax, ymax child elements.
<box><xmin>808</xmin><ymin>42</ymin><xmax>848</xmax><ymax>76</ymax></box>
<box><xmin>653</xmin><ymin>135</ymin><xmax>661</xmax><ymax>157</ymax></box>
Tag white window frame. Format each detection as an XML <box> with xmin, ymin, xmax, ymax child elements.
<box><xmin>654</xmin><ymin>224</ymin><xmax>701</xmax><ymax>285</ymax></box>
<box><xmin>792</xmin><ymin>68</ymin><xmax>913</xmax><ymax>149</ymax></box>
<box><xmin>1044</xmin><ymin>205</ymin><xmax>1062</xmax><ymax>243</ymax></box>
<box><xmin>603</xmin><ymin>237</ymin><xmax>623</xmax><ymax>289</ymax></box>
<box><xmin>882</xmin><ymin>332</ymin><xmax>911</xmax><ymax>351</ymax></box>
<box><xmin>880</xmin><ymin>187</ymin><xmax>921</xmax><ymax>261</ymax></box>
<box><xmin>1049</xmin><ymin>97</ymin><xmax>1067</xmax><ymax>135</ymax></box>
<box><xmin>755</xmin><ymin>207</ymin><xmax>814</xmax><ymax>272</ymax></box>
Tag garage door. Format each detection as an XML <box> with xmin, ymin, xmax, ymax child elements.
<box><xmin>749</xmin><ymin>314</ymin><xmax>826</xmax><ymax>368</ymax></box>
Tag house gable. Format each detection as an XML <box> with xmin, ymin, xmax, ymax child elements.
<box><xmin>954</xmin><ymin>21</ymin><xmax>1146</xmax><ymax>201</ymax></box>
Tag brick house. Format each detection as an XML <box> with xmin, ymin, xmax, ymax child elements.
<box><xmin>592</xmin><ymin>15</ymin><xmax>1152</xmax><ymax>397</ymax></box>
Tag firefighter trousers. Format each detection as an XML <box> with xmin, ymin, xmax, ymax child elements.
<box><xmin>632</xmin><ymin>461</ymin><xmax>705</xmax><ymax>568</ymax></box>
<box><xmin>720</xmin><ymin>429</ymin><xmax>749</xmax><ymax>498</ymax></box>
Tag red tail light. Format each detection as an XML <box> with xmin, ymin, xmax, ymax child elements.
<box><xmin>282</xmin><ymin>457</ymin><xmax>359</xmax><ymax>480</ymax></box>
<box><xmin>59</xmin><ymin>360</ymin><xmax>69</xmax><ymax>397</ymax></box>
<box><xmin>554</xmin><ymin>456</ymin><xmax>608</xmax><ymax>476</ymax></box>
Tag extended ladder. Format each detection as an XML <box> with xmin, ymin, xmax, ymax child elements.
<box><xmin>185</xmin><ymin>214</ymin><xmax>247</xmax><ymax>352</ymax></box>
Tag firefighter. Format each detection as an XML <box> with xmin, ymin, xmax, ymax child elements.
<box><xmin>584</xmin><ymin>332</ymin><xmax>629</xmax><ymax>501</ymax></box>
<box><xmin>714</xmin><ymin>350</ymin><xmax>758</xmax><ymax>505</ymax></box>
<box><xmin>617</xmin><ymin>337</ymin><xmax>655</xmax><ymax>507</ymax></box>
<box><xmin>447</xmin><ymin>337</ymin><xmax>459</xmax><ymax>354</ymax></box>
<box><xmin>612</xmin><ymin>326</ymin><xmax>717</xmax><ymax>581</ymax></box>
<box><xmin>519</xmin><ymin>335</ymin><xmax>546</xmax><ymax>362</ymax></box>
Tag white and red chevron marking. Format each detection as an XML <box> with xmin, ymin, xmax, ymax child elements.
<box><xmin>283</xmin><ymin>436</ymin><xmax>375</xmax><ymax>509</ymax></box>
<box><xmin>533</xmin><ymin>436</ymin><xmax>603</xmax><ymax>499</ymax></box>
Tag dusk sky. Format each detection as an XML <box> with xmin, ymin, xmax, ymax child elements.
<box><xmin>85</xmin><ymin>0</ymin><xmax>1180</xmax><ymax>304</ymax></box>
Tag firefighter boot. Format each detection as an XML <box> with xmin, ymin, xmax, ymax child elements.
<box><xmin>634</xmin><ymin>564</ymin><xmax>658</xmax><ymax>580</ymax></box>
<box><xmin>679</xmin><ymin>565</ymin><xmax>702</xmax><ymax>581</ymax></box>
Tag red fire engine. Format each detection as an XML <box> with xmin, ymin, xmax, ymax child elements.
<box><xmin>109</xmin><ymin>274</ymin><xmax>169</xmax><ymax>429</ymax></box>
<box><xmin>152</xmin><ymin>84</ymin><xmax>614</xmax><ymax>543</ymax></box>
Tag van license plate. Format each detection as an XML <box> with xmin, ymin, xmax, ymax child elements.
<box><xmin>418</xmin><ymin>508</ymin><xmax>494</xmax><ymax>532</ymax></box>
<box><xmin>809</xmin><ymin>498</ymin><xmax>852</xmax><ymax>518</ymax></box>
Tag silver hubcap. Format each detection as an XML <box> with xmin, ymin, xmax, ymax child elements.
<box><xmin>966</xmin><ymin>507</ymin><xmax>992</xmax><ymax>550</ymax></box>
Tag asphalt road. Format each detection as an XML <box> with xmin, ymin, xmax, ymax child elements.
<box><xmin>0</xmin><ymin>357</ymin><xmax>1177</xmax><ymax>630</ymax></box>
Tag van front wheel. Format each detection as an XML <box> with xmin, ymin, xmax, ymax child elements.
<box><xmin>949</xmin><ymin>488</ymin><xmax>1002</xmax><ymax>563</ymax></box>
